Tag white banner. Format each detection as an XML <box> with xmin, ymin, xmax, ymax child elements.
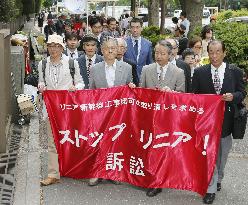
<box><xmin>64</xmin><ymin>0</ymin><xmax>87</xmax><ymax>14</ymax></box>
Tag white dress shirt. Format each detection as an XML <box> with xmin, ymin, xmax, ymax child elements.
<box><xmin>105</xmin><ymin>60</ymin><xmax>117</xmax><ymax>87</ymax></box>
<box><xmin>156</xmin><ymin>62</ymin><xmax>168</xmax><ymax>81</ymax></box>
<box><xmin>211</xmin><ymin>62</ymin><xmax>226</xmax><ymax>89</ymax></box>
<box><xmin>67</xmin><ymin>48</ymin><xmax>79</xmax><ymax>59</ymax></box>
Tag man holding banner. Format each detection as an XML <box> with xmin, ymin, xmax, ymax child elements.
<box><xmin>88</xmin><ymin>37</ymin><xmax>135</xmax><ymax>186</ymax></box>
<box><xmin>140</xmin><ymin>40</ymin><xmax>185</xmax><ymax>197</ymax></box>
<box><xmin>38</xmin><ymin>34</ymin><xmax>84</xmax><ymax>186</ymax></box>
<box><xmin>192</xmin><ymin>40</ymin><xmax>246</xmax><ymax>204</ymax></box>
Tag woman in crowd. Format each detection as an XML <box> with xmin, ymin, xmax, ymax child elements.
<box><xmin>201</xmin><ymin>25</ymin><xmax>213</xmax><ymax>57</ymax></box>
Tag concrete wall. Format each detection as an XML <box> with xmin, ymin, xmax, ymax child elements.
<box><xmin>10</xmin><ymin>46</ymin><xmax>25</xmax><ymax>123</ymax></box>
<box><xmin>0</xmin><ymin>29</ymin><xmax>12</xmax><ymax>153</ymax></box>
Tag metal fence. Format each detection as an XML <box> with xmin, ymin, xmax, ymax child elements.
<box><xmin>0</xmin><ymin>16</ymin><xmax>26</xmax><ymax>35</ymax></box>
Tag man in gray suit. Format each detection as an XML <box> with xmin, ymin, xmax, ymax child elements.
<box><xmin>140</xmin><ymin>40</ymin><xmax>185</xmax><ymax>93</ymax></box>
<box><xmin>89</xmin><ymin>38</ymin><xmax>133</xmax><ymax>89</ymax></box>
<box><xmin>140</xmin><ymin>40</ymin><xmax>185</xmax><ymax>197</ymax></box>
<box><xmin>89</xmin><ymin>38</ymin><xmax>134</xmax><ymax>186</ymax></box>
<box><xmin>77</xmin><ymin>34</ymin><xmax>104</xmax><ymax>88</ymax></box>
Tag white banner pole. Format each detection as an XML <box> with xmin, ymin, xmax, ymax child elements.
<box><xmin>86</xmin><ymin>0</ymin><xmax>89</xmax><ymax>34</ymax></box>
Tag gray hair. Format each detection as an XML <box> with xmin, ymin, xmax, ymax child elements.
<box><xmin>155</xmin><ymin>40</ymin><xmax>173</xmax><ymax>55</ymax></box>
<box><xmin>116</xmin><ymin>38</ymin><xmax>127</xmax><ymax>47</ymax></box>
<box><xmin>101</xmin><ymin>37</ymin><xmax>118</xmax><ymax>48</ymax></box>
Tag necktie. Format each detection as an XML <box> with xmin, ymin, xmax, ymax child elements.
<box><xmin>134</xmin><ymin>40</ymin><xmax>138</xmax><ymax>57</ymax></box>
<box><xmin>87</xmin><ymin>59</ymin><xmax>92</xmax><ymax>79</ymax></box>
<box><xmin>213</xmin><ymin>69</ymin><xmax>221</xmax><ymax>94</ymax></box>
<box><xmin>70</xmin><ymin>52</ymin><xmax>75</xmax><ymax>58</ymax></box>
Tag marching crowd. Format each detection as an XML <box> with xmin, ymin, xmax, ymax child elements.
<box><xmin>37</xmin><ymin>10</ymin><xmax>246</xmax><ymax>205</ymax></box>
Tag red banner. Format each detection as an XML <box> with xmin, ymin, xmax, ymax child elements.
<box><xmin>43</xmin><ymin>86</ymin><xmax>225</xmax><ymax>196</ymax></box>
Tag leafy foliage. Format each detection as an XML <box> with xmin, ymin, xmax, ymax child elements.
<box><xmin>22</xmin><ymin>0</ymin><xmax>35</xmax><ymax>15</ymax></box>
<box><xmin>191</xmin><ymin>10</ymin><xmax>248</xmax><ymax>71</ymax></box>
<box><xmin>35</xmin><ymin>0</ymin><xmax>42</xmax><ymax>13</ymax></box>
<box><xmin>42</xmin><ymin>0</ymin><xmax>53</xmax><ymax>8</ymax></box>
<box><xmin>216</xmin><ymin>9</ymin><xmax>248</xmax><ymax>22</ymax></box>
<box><xmin>0</xmin><ymin>0</ymin><xmax>19</xmax><ymax>22</ymax></box>
<box><xmin>213</xmin><ymin>21</ymin><xmax>248</xmax><ymax>70</ymax></box>
<box><xmin>141</xmin><ymin>26</ymin><xmax>172</xmax><ymax>47</ymax></box>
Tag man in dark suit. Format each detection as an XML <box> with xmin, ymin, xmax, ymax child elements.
<box><xmin>124</xmin><ymin>17</ymin><xmax>153</xmax><ymax>79</ymax></box>
<box><xmin>116</xmin><ymin>38</ymin><xmax>139</xmax><ymax>86</ymax></box>
<box><xmin>88</xmin><ymin>16</ymin><xmax>103</xmax><ymax>55</ymax></box>
<box><xmin>165</xmin><ymin>38</ymin><xmax>191</xmax><ymax>92</ymax></box>
<box><xmin>192</xmin><ymin>40</ymin><xmax>246</xmax><ymax>204</ymax></box>
<box><xmin>77</xmin><ymin>34</ymin><xmax>104</xmax><ymax>89</ymax></box>
<box><xmin>64</xmin><ymin>33</ymin><xmax>84</xmax><ymax>59</ymax></box>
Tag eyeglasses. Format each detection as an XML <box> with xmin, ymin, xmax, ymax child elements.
<box><xmin>194</xmin><ymin>46</ymin><xmax>202</xmax><ymax>49</ymax></box>
<box><xmin>118</xmin><ymin>46</ymin><xmax>126</xmax><ymax>50</ymax></box>
<box><xmin>155</xmin><ymin>51</ymin><xmax>168</xmax><ymax>56</ymax></box>
<box><xmin>92</xmin><ymin>25</ymin><xmax>102</xmax><ymax>29</ymax></box>
<box><xmin>185</xmin><ymin>56</ymin><xmax>195</xmax><ymax>60</ymax></box>
<box><xmin>47</xmin><ymin>44</ymin><xmax>62</xmax><ymax>49</ymax></box>
<box><xmin>103</xmin><ymin>46</ymin><xmax>117</xmax><ymax>51</ymax></box>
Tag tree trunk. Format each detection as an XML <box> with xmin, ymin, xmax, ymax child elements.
<box><xmin>179</xmin><ymin>0</ymin><xmax>186</xmax><ymax>11</ymax></box>
<box><xmin>131</xmin><ymin>0</ymin><xmax>135</xmax><ymax>15</ymax></box>
<box><xmin>160</xmin><ymin>0</ymin><xmax>166</xmax><ymax>34</ymax></box>
<box><xmin>148</xmin><ymin>0</ymin><xmax>159</xmax><ymax>26</ymax></box>
<box><xmin>184</xmin><ymin>0</ymin><xmax>204</xmax><ymax>35</ymax></box>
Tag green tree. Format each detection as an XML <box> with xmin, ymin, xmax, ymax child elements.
<box><xmin>35</xmin><ymin>0</ymin><xmax>42</xmax><ymax>13</ymax></box>
<box><xmin>15</xmin><ymin>0</ymin><xmax>23</xmax><ymax>16</ymax></box>
<box><xmin>22</xmin><ymin>0</ymin><xmax>35</xmax><ymax>15</ymax></box>
<box><xmin>42</xmin><ymin>0</ymin><xmax>53</xmax><ymax>8</ymax></box>
<box><xmin>0</xmin><ymin>0</ymin><xmax>17</xmax><ymax>22</ymax></box>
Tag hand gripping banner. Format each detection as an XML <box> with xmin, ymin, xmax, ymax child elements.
<box><xmin>43</xmin><ymin>86</ymin><xmax>225</xmax><ymax>196</ymax></box>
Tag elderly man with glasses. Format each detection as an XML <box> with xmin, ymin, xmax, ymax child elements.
<box><xmin>88</xmin><ymin>37</ymin><xmax>135</xmax><ymax>186</ymax></box>
<box><xmin>165</xmin><ymin>38</ymin><xmax>191</xmax><ymax>93</ymax></box>
<box><xmin>38</xmin><ymin>34</ymin><xmax>84</xmax><ymax>186</ymax></box>
<box><xmin>116</xmin><ymin>38</ymin><xmax>139</xmax><ymax>86</ymax></box>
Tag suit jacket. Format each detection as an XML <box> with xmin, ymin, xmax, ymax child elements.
<box><xmin>89</xmin><ymin>60</ymin><xmax>132</xmax><ymax>89</ymax></box>
<box><xmin>176</xmin><ymin>59</ymin><xmax>192</xmax><ymax>93</ymax></box>
<box><xmin>192</xmin><ymin>63</ymin><xmax>246</xmax><ymax>137</ymax></box>
<box><xmin>124</xmin><ymin>36</ymin><xmax>153</xmax><ymax>78</ymax></box>
<box><xmin>77</xmin><ymin>54</ymin><xmax>104</xmax><ymax>89</ymax></box>
<box><xmin>140</xmin><ymin>63</ymin><xmax>185</xmax><ymax>92</ymax></box>
<box><xmin>123</xmin><ymin>57</ymin><xmax>139</xmax><ymax>86</ymax></box>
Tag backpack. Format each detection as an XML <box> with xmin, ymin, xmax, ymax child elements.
<box><xmin>42</xmin><ymin>59</ymin><xmax>75</xmax><ymax>86</ymax></box>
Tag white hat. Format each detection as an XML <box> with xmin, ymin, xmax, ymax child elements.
<box><xmin>47</xmin><ymin>34</ymin><xmax>65</xmax><ymax>48</ymax></box>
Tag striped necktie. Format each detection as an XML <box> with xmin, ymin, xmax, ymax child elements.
<box><xmin>213</xmin><ymin>69</ymin><xmax>221</xmax><ymax>94</ymax></box>
<box><xmin>87</xmin><ymin>59</ymin><xmax>92</xmax><ymax>79</ymax></box>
